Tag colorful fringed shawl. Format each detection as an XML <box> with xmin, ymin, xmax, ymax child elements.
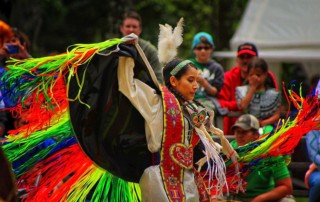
<box><xmin>0</xmin><ymin>35</ymin><xmax>319</xmax><ymax>202</ymax></box>
<box><xmin>1</xmin><ymin>38</ymin><xmax>143</xmax><ymax>201</ymax></box>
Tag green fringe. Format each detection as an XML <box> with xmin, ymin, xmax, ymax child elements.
<box><xmin>3</xmin><ymin>38</ymin><xmax>124</xmax><ymax>108</ymax></box>
<box><xmin>3</xmin><ymin>113</ymin><xmax>72</xmax><ymax>176</ymax></box>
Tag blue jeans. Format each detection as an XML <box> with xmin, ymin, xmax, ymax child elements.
<box><xmin>308</xmin><ymin>171</ymin><xmax>320</xmax><ymax>202</ymax></box>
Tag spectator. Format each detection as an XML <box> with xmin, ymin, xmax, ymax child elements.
<box><xmin>0</xmin><ymin>27</ymin><xmax>31</xmax><ymax>67</ymax></box>
<box><xmin>304</xmin><ymin>106</ymin><xmax>320</xmax><ymax>202</ymax></box>
<box><xmin>218</xmin><ymin>42</ymin><xmax>278</xmax><ymax>135</ymax></box>
<box><xmin>0</xmin><ymin>25</ymin><xmax>31</xmax><ymax>134</ymax></box>
<box><xmin>8</xmin><ymin>27</ymin><xmax>32</xmax><ymax>59</ymax></box>
<box><xmin>119</xmin><ymin>10</ymin><xmax>163</xmax><ymax>83</ymax></box>
<box><xmin>236</xmin><ymin>57</ymin><xmax>281</xmax><ymax>133</ymax></box>
<box><xmin>305</xmin><ymin>130</ymin><xmax>320</xmax><ymax>202</ymax></box>
<box><xmin>190</xmin><ymin>32</ymin><xmax>224</xmax><ymax>112</ymax></box>
<box><xmin>230</xmin><ymin>114</ymin><xmax>294</xmax><ymax>202</ymax></box>
<box><xmin>0</xmin><ymin>25</ymin><xmax>32</xmax><ymax>136</ymax></box>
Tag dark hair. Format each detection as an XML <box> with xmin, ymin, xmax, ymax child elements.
<box><xmin>199</xmin><ymin>36</ymin><xmax>212</xmax><ymax>47</ymax></box>
<box><xmin>122</xmin><ymin>11</ymin><xmax>142</xmax><ymax>26</ymax></box>
<box><xmin>248</xmin><ymin>57</ymin><xmax>268</xmax><ymax>73</ymax></box>
<box><xmin>12</xmin><ymin>27</ymin><xmax>31</xmax><ymax>52</ymax></box>
<box><xmin>163</xmin><ymin>59</ymin><xmax>194</xmax><ymax>87</ymax></box>
<box><xmin>162</xmin><ymin>59</ymin><xmax>203</xmax><ymax>109</ymax></box>
<box><xmin>248</xmin><ymin>57</ymin><xmax>276</xmax><ymax>88</ymax></box>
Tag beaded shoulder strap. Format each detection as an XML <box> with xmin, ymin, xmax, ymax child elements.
<box><xmin>160</xmin><ymin>85</ymin><xmax>186</xmax><ymax>201</ymax></box>
<box><xmin>160</xmin><ymin>86</ymin><xmax>211</xmax><ymax>201</ymax></box>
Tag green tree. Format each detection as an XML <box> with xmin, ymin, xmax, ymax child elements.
<box><xmin>2</xmin><ymin>0</ymin><xmax>248</xmax><ymax>57</ymax></box>
<box><xmin>133</xmin><ymin>0</ymin><xmax>248</xmax><ymax>57</ymax></box>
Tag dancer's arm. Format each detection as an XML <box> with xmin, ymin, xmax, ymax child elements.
<box><xmin>117</xmin><ymin>56</ymin><xmax>163</xmax><ymax>152</ymax></box>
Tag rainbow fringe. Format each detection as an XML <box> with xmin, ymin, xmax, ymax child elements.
<box><xmin>224</xmin><ymin>88</ymin><xmax>320</xmax><ymax>188</ymax></box>
<box><xmin>238</xmin><ymin>89</ymin><xmax>319</xmax><ymax>163</ymax></box>
<box><xmin>1</xmin><ymin>38</ymin><xmax>141</xmax><ymax>201</ymax></box>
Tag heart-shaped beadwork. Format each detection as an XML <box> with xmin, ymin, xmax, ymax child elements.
<box><xmin>170</xmin><ymin>143</ymin><xmax>193</xmax><ymax>169</ymax></box>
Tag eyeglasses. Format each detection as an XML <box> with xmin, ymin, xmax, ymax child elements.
<box><xmin>195</xmin><ymin>46</ymin><xmax>211</xmax><ymax>51</ymax></box>
<box><xmin>239</xmin><ymin>54</ymin><xmax>254</xmax><ymax>60</ymax></box>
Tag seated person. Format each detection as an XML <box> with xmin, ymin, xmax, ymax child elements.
<box><xmin>236</xmin><ymin>58</ymin><xmax>280</xmax><ymax>134</ymax></box>
<box><xmin>230</xmin><ymin>114</ymin><xmax>294</xmax><ymax>202</ymax></box>
<box><xmin>190</xmin><ymin>32</ymin><xmax>224</xmax><ymax>112</ymax></box>
<box><xmin>305</xmin><ymin>130</ymin><xmax>320</xmax><ymax>202</ymax></box>
<box><xmin>218</xmin><ymin>43</ymin><xmax>278</xmax><ymax>135</ymax></box>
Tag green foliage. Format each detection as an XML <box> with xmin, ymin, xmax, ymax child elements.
<box><xmin>3</xmin><ymin>0</ymin><xmax>248</xmax><ymax>58</ymax></box>
<box><xmin>133</xmin><ymin>0</ymin><xmax>248</xmax><ymax>58</ymax></box>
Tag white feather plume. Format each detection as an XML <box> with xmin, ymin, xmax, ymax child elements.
<box><xmin>158</xmin><ymin>17</ymin><xmax>184</xmax><ymax>65</ymax></box>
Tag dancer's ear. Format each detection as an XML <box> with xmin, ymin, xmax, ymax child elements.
<box><xmin>170</xmin><ymin>76</ymin><xmax>178</xmax><ymax>88</ymax></box>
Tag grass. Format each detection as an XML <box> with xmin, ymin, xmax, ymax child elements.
<box><xmin>295</xmin><ymin>197</ymin><xmax>308</xmax><ymax>202</ymax></box>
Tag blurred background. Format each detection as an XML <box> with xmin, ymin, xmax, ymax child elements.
<box><xmin>1</xmin><ymin>0</ymin><xmax>320</xmax><ymax>106</ymax></box>
<box><xmin>0</xmin><ymin>0</ymin><xmax>248</xmax><ymax>57</ymax></box>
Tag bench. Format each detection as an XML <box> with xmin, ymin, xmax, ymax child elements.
<box><xmin>289</xmin><ymin>137</ymin><xmax>310</xmax><ymax>197</ymax></box>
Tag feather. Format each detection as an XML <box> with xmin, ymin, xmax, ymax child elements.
<box><xmin>158</xmin><ymin>18</ymin><xmax>184</xmax><ymax>65</ymax></box>
<box><xmin>172</xmin><ymin>18</ymin><xmax>184</xmax><ymax>47</ymax></box>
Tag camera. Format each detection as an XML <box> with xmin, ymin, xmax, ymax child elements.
<box><xmin>6</xmin><ymin>45</ymin><xmax>19</xmax><ymax>54</ymax></box>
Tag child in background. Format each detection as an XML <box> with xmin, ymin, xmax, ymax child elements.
<box><xmin>236</xmin><ymin>57</ymin><xmax>280</xmax><ymax>133</ymax></box>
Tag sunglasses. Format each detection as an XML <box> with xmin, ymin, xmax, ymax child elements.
<box><xmin>239</xmin><ymin>54</ymin><xmax>254</xmax><ymax>60</ymax></box>
<box><xmin>195</xmin><ymin>46</ymin><xmax>211</xmax><ymax>51</ymax></box>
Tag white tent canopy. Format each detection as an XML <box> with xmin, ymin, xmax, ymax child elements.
<box><xmin>231</xmin><ymin>0</ymin><xmax>320</xmax><ymax>50</ymax></box>
<box><xmin>215</xmin><ymin>0</ymin><xmax>320</xmax><ymax>77</ymax></box>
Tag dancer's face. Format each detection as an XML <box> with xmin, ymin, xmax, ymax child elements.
<box><xmin>170</xmin><ymin>66</ymin><xmax>199</xmax><ymax>101</ymax></box>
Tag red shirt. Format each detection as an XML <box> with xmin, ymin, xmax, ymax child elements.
<box><xmin>218</xmin><ymin>66</ymin><xmax>243</xmax><ymax>135</ymax></box>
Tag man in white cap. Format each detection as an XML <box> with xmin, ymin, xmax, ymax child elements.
<box><xmin>230</xmin><ymin>114</ymin><xmax>294</xmax><ymax>202</ymax></box>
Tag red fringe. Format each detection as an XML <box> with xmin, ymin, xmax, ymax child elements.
<box><xmin>18</xmin><ymin>144</ymin><xmax>93</xmax><ymax>202</ymax></box>
<box><xmin>268</xmin><ymin>92</ymin><xmax>320</xmax><ymax>157</ymax></box>
<box><xmin>7</xmin><ymin>78</ymin><xmax>68</xmax><ymax>137</ymax></box>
